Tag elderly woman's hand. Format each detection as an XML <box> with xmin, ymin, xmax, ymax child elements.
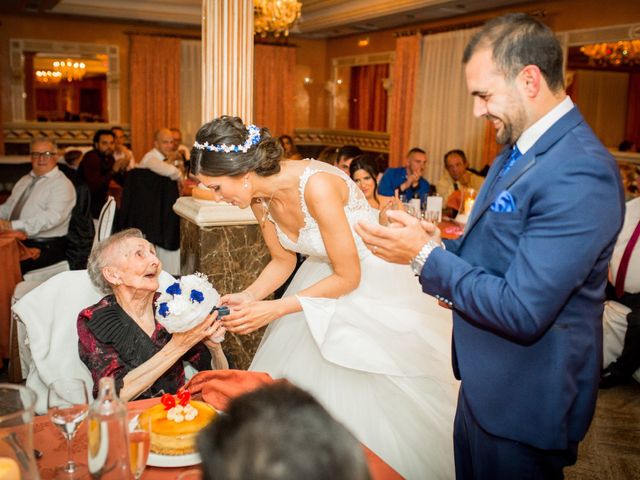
<box><xmin>170</xmin><ymin>312</ymin><xmax>219</xmax><ymax>352</ymax></box>
<box><xmin>202</xmin><ymin>320</ymin><xmax>227</xmax><ymax>350</ymax></box>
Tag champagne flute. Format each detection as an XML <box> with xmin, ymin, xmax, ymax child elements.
<box><xmin>48</xmin><ymin>378</ymin><xmax>89</xmax><ymax>479</ymax></box>
<box><xmin>128</xmin><ymin>409</ymin><xmax>151</xmax><ymax>480</ymax></box>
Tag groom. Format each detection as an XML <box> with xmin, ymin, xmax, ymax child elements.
<box><xmin>356</xmin><ymin>13</ymin><xmax>624</xmax><ymax>479</ymax></box>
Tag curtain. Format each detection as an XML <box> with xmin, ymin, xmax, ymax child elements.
<box><xmin>348</xmin><ymin>64</ymin><xmax>389</xmax><ymax>132</ymax></box>
<box><xmin>411</xmin><ymin>28</ymin><xmax>483</xmax><ymax>185</ymax></box>
<box><xmin>254</xmin><ymin>44</ymin><xmax>295</xmax><ymax>137</ymax></box>
<box><xmin>180</xmin><ymin>40</ymin><xmax>202</xmax><ymax>147</ymax></box>
<box><xmin>389</xmin><ymin>34</ymin><xmax>421</xmax><ymax>168</ymax></box>
<box><xmin>626</xmin><ymin>74</ymin><xmax>640</xmax><ymax>148</ymax></box>
<box><xmin>130</xmin><ymin>35</ymin><xmax>181</xmax><ymax>161</ymax></box>
<box><xmin>572</xmin><ymin>70</ymin><xmax>629</xmax><ymax>148</ymax></box>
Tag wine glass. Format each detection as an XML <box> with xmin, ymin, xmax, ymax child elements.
<box><xmin>128</xmin><ymin>409</ymin><xmax>151</xmax><ymax>480</ymax></box>
<box><xmin>48</xmin><ymin>378</ymin><xmax>89</xmax><ymax>479</ymax></box>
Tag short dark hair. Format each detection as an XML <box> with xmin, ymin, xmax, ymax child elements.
<box><xmin>462</xmin><ymin>13</ymin><xmax>564</xmax><ymax>92</ymax></box>
<box><xmin>198</xmin><ymin>383</ymin><xmax>371</xmax><ymax>480</ymax></box>
<box><xmin>111</xmin><ymin>126</ymin><xmax>124</xmax><ymax>134</ymax></box>
<box><xmin>191</xmin><ymin>116</ymin><xmax>283</xmax><ymax>177</ymax></box>
<box><xmin>407</xmin><ymin>147</ymin><xmax>426</xmax><ymax>157</ymax></box>
<box><xmin>337</xmin><ymin>145</ymin><xmax>363</xmax><ymax>162</ymax></box>
<box><xmin>444</xmin><ymin>149</ymin><xmax>467</xmax><ymax>167</ymax></box>
<box><xmin>93</xmin><ymin>129</ymin><xmax>114</xmax><ymax>146</ymax></box>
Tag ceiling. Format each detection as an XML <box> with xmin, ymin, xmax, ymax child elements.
<box><xmin>3</xmin><ymin>0</ymin><xmax>536</xmax><ymax>38</ymax></box>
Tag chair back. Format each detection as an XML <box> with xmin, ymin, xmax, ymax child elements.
<box><xmin>96</xmin><ymin>195</ymin><xmax>116</xmax><ymax>244</ymax></box>
<box><xmin>12</xmin><ymin>269</ymin><xmax>176</xmax><ymax>413</ymax></box>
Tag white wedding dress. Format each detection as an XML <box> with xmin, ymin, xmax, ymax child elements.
<box><xmin>250</xmin><ymin>160</ymin><xmax>459</xmax><ymax>479</ymax></box>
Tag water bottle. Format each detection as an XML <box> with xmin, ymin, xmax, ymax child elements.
<box><xmin>87</xmin><ymin>377</ymin><xmax>130</xmax><ymax>479</ymax></box>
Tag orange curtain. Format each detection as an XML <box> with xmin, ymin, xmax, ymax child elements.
<box><xmin>254</xmin><ymin>44</ymin><xmax>295</xmax><ymax>137</ymax></box>
<box><xmin>348</xmin><ymin>64</ymin><xmax>389</xmax><ymax>132</ymax></box>
<box><xmin>130</xmin><ymin>35</ymin><xmax>181</xmax><ymax>161</ymax></box>
<box><xmin>389</xmin><ymin>34</ymin><xmax>421</xmax><ymax>167</ymax></box>
<box><xmin>481</xmin><ymin>121</ymin><xmax>501</xmax><ymax>168</ymax></box>
<box><xmin>625</xmin><ymin>74</ymin><xmax>640</xmax><ymax>147</ymax></box>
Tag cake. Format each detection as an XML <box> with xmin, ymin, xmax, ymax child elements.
<box><xmin>138</xmin><ymin>391</ymin><xmax>216</xmax><ymax>456</ymax></box>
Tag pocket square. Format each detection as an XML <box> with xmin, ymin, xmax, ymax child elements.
<box><xmin>490</xmin><ymin>190</ymin><xmax>516</xmax><ymax>213</ymax></box>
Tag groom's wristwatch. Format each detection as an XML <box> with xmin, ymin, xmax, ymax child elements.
<box><xmin>411</xmin><ymin>240</ymin><xmax>443</xmax><ymax>275</ymax></box>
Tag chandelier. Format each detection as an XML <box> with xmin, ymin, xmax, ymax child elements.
<box><xmin>35</xmin><ymin>70</ymin><xmax>62</xmax><ymax>84</ymax></box>
<box><xmin>52</xmin><ymin>59</ymin><xmax>87</xmax><ymax>82</ymax></box>
<box><xmin>254</xmin><ymin>0</ymin><xmax>302</xmax><ymax>38</ymax></box>
<box><xmin>580</xmin><ymin>40</ymin><xmax>640</xmax><ymax>67</ymax></box>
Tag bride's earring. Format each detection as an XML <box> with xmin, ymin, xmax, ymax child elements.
<box><xmin>244</xmin><ymin>177</ymin><xmax>249</xmax><ymax>189</ymax></box>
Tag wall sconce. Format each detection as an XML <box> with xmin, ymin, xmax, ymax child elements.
<box><xmin>358</xmin><ymin>37</ymin><xmax>370</xmax><ymax>47</ymax></box>
<box><xmin>303</xmin><ymin>76</ymin><xmax>313</xmax><ymax>85</ymax></box>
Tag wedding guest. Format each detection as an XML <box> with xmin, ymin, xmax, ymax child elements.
<box><xmin>198</xmin><ymin>382</ymin><xmax>371</xmax><ymax>480</ymax></box>
<box><xmin>435</xmin><ymin>149</ymin><xmax>484</xmax><ymax>218</ymax></box>
<box><xmin>601</xmin><ymin>196</ymin><xmax>640</xmax><ymax>388</ymax></box>
<box><xmin>78</xmin><ymin>228</ymin><xmax>228</xmax><ymax>400</ymax></box>
<box><xmin>317</xmin><ymin>146</ymin><xmax>339</xmax><ymax>165</ymax></box>
<box><xmin>138</xmin><ymin>128</ymin><xmax>183</xmax><ymax>181</ymax></box>
<box><xmin>349</xmin><ymin>155</ymin><xmax>381</xmax><ymax>212</ymax></box>
<box><xmin>377</xmin><ymin>147</ymin><xmax>430</xmax><ymax>204</ymax></box>
<box><xmin>0</xmin><ymin>137</ymin><xmax>76</xmax><ymax>273</ymax></box>
<box><xmin>170</xmin><ymin>127</ymin><xmax>191</xmax><ymax>162</ymax></box>
<box><xmin>357</xmin><ymin>13</ymin><xmax>624</xmax><ymax>479</ymax></box>
<box><xmin>58</xmin><ymin>149</ymin><xmax>83</xmax><ymax>183</ymax></box>
<box><xmin>336</xmin><ymin>145</ymin><xmax>363</xmax><ymax>174</ymax></box>
<box><xmin>78</xmin><ymin>129</ymin><xmax>116</xmax><ymax>219</ymax></box>
<box><xmin>111</xmin><ymin>126</ymin><xmax>134</xmax><ymax>173</ymax></box>
<box><xmin>279</xmin><ymin>134</ymin><xmax>303</xmax><ymax>160</ymax></box>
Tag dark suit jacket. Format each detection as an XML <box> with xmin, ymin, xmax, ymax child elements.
<box><xmin>117</xmin><ymin>168</ymin><xmax>180</xmax><ymax>250</ymax></box>
<box><xmin>419</xmin><ymin>107</ymin><xmax>624</xmax><ymax>450</ymax></box>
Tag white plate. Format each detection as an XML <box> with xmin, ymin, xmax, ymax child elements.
<box><xmin>129</xmin><ymin>414</ymin><xmax>202</xmax><ymax>468</ymax></box>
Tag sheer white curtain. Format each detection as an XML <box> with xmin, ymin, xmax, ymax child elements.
<box><xmin>411</xmin><ymin>28</ymin><xmax>483</xmax><ymax>185</ymax></box>
<box><xmin>572</xmin><ymin>70</ymin><xmax>629</xmax><ymax>148</ymax></box>
<box><xmin>180</xmin><ymin>40</ymin><xmax>202</xmax><ymax>146</ymax></box>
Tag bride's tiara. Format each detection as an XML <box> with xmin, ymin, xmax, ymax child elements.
<box><xmin>193</xmin><ymin>124</ymin><xmax>261</xmax><ymax>154</ymax></box>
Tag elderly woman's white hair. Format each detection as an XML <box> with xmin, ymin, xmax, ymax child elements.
<box><xmin>87</xmin><ymin>228</ymin><xmax>145</xmax><ymax>294</ymax></box>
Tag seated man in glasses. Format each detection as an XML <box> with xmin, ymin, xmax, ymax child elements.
<box><xmin>0</xmin><ymin>137</ymin><xmax>76</xmax><ymax>273</ymax></box>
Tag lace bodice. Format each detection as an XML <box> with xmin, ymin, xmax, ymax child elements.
<box><xmin>268</xmin><ymin>160</ymin><xmax>377</xmax><ymax>259</ymax></box>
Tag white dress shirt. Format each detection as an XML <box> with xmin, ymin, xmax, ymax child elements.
<box><xmin>137</xmin><ymin>148</ymin><xmax>182</xmax><ymax>181</ymax></box>
<box><xmin>610</xmin><ymin>197</ymin><xmax>640</xmax><ymax>294</ymax></box>
<box><xmin>0</xmin><ymin>166</ymin><xmax>76</xmax><ymax>238</ymax></box>
<box><xmin>516</xmin><ymin>96</ymin><xmax>574</xmax><ymax>155</ymax></box>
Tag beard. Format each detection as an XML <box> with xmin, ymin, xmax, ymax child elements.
<box><xmin>487</xmin><ymin>96</ymin><xmax>527</xmax><ymax>145</ymax></box>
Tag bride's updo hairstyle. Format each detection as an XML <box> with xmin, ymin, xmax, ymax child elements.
<box><xmin>191</xmin><ymin>116</ymin><xmax>283</xmax><ymax>177</ymax></box>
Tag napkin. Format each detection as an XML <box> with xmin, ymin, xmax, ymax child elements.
<box><xmin>185</xmin><ymin>369</ymin><xmax>273</xmax><ymax>411</ymax></box>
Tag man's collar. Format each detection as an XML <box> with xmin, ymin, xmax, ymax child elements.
<box><xmin>516</xmin><ymin>96</ymin><xmax>574</xmax><ymax>155</ymax></box>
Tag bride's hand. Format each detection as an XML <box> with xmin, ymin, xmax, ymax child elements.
<box><xmin>221</xmin><ymin>300</ymin><xmax>282</xmax><ymax>335</ymax></box>
<box><xmin>220</xmin><ymin>290</ymin><xmax>255</xmax><ymax>308</ymax></box>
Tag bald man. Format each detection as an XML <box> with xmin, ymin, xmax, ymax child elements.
<box><xmin>137</xmin><ymin>128</ymin><xmax>183</xmax><ymax>180</ymax></box>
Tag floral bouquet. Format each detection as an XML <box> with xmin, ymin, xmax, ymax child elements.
<box><xmin>156</xmin><ymin>273</ymin><xmax>225</xmax><ymax>342</ymax></box>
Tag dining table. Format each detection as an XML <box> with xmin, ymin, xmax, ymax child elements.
<box><xmin>0</xmin><ymin>231</ymin><xmax>39</xmax><ymax>375</ymax></box>
<box><xmin>33</xmin><ymin>373</ymin><xmax>402</xmax><ymax>480</ymax></box>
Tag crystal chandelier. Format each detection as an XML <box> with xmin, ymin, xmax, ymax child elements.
<box><xmin>52</xmin><ymin>59</ymin><xmax>87</xmax><ymax>82</ymax></box>
<box><xmin>254</xmin><ymin>0</ymin><xmax>302</xmax><ymax>38</ymax></box>
<box><xmin>580</xmin><ymin>40</ymin><xmax>640</xmax><ymax>67</ymax></box>
<box><xmin>35</xmin><ymin>70</ymin><xmax>62</xmax><ymax>84</ymax></box>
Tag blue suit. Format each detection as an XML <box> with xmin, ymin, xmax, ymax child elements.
<box><xmin>419</xmin><ymin>107</ymin><xmax>624</xmax><ymax>469</ymax></box>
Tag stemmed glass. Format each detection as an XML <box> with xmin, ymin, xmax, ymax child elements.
<box><xmin>128</xmin><ymin>409</ymin><xmax>151</xmax><ymax>480</ymax></box>
<box><xmin>47</xmin><ymin>378</ymin><xmax>89</xmax><ymax>479</ymax></box>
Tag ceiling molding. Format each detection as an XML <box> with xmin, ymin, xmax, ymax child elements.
<box><xmin>52</xmin><ymin>0</ymin><xmax>201</xmax><ymax>25</ymax></box>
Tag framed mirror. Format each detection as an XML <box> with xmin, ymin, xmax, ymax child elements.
<box><xmin>329</xmin><ymin>52</ymin><xmax>394</xmax><ymax>132</ymax></box>
<box><xmin>9</xmin><ymin>38</ymin><xmax>120</xmax><ymax>123</ymax></box>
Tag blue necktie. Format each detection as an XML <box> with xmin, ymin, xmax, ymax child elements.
<box><xmin>498</xmin><ymin>145</ymin><xmax>522</xmax><ymax>180</ymax></box>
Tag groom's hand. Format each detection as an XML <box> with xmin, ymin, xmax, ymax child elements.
<box><xmin>355</xmin><ymin>211</ymin><xmax>441</xmax><ymax>264</ymax></box>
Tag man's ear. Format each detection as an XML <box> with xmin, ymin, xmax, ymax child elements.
<box><xmin>518</xmin><ymin>65</ymin><xmax>542</xmax><ymax>98</ymax></box>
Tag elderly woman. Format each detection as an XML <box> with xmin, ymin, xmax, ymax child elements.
<box><xmin>78</xmin><ymin>228</ymin><xmax>228</xmax><ymax>400</ymax></box>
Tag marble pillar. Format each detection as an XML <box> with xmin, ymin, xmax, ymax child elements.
<box><xmin>175</xmin><ymin>197</ymin><xmax>271</xmax><ymax>370</ymax></box>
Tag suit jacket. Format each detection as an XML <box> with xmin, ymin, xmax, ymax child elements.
<box><xmin>419</xmin><ymin>107</ymin><xmax>624</xmax><ymax>450</ymax></box>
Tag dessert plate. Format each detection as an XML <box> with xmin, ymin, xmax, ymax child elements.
<box><xmin>129</xmin><ymin>416</ymin><xmax>201</xmax><ymax>468</ymax></box>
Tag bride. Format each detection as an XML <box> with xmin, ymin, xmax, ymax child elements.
<box><xmin>192</xmin><ymin>116</ymin><xmax>458</xmax><ymax>479</ymax></box>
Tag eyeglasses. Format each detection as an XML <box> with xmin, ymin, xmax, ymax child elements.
<box><xmin>30</xmin><ymin>151</ymin><xmax>55</xmax><ymax>160</ymax></box>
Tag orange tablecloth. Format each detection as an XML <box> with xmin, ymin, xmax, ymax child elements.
<box><xmin>33</xmin><ymin>374</ymin><xmax>402</xmax><ymax>480</ymax></box>
<box><xmin>0</xmin><ymin>231</ymin><xmax>38</xmax><ymax>366</ymax></box>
